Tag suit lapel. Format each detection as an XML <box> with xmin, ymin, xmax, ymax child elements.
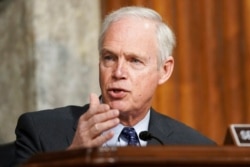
<box><xmin>147</xmin><ymin>109</ymin><xmax>173</xmax><ymax>145</ymax></box>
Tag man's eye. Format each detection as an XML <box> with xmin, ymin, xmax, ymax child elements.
<box><xmin>129</xmin><ymin>57</ymin><xmax>145</xmax><ymax>70</ymax></box>
<box><xmin>131</xmin><ymin>58</ymin><xmax>141</xmax><ymax>64</ymax></box>
<box><xmin>101</xmin><ymin>54</ymin><xmax>117</xmax><ymax>67</ymax></box>
<box><xmin>104</xmin><ymin>55</ymin><xmax>115</xmax><ymax>61</ymax></box>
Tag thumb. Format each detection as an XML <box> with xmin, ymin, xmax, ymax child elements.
<box><xmin>89</xmin><ymin>93</ymin><xmax>100</xmax><ymax>108</ymax></box>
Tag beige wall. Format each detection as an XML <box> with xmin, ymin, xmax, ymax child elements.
<box><xmin>0</xmin><ymin>0</ymin><xmax>101</xmax><ymax>143</ymax></box>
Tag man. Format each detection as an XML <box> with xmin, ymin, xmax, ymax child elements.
<box><xmin>14</xmin><ymin>6</ymin><xmax>215</xmax><ymax>165</ymax></box>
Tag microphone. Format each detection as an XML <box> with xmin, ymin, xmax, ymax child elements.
<box><xmin>139</xmin><ymin>131</ymin><xmax>164</xmax><ymax>145</ymax></box>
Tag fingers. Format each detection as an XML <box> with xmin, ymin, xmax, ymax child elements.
<box><xmin>69</xmin><ymin>93</ymin><xmax>120</xmax><ymax>149</ymax></box>
<box><xmin>88</xmin><ymin>109</ymin><xmax>119</xmax><ymax>129</ymax></box>
<box><xmin>89</xmin><ymin>114</ymin><xmax>119</xmax><ymax>138</ymax></box>
<box><xmin>91</xmin><ymin>131</ymin><xmax>115</xmax><ymax>146</ymax></box>
<box><xmin>87</xmin><ymin>108</ymin><xmax>119</xmax><ymax>141</ymax></box>
<box><xmin>84</xmin><ymin>93</ymin><xmax>110</xmax><ymax>120</ymax></box>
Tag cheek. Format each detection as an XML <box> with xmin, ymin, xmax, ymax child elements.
<box><xmin>99</xmin><ymin>68</ymin><xmax>114</xmax><ymax>92</ymax></box>
<box><xmin>99</xmin><ymin>65</ymin><xmax>109</xmax><ymax>79</ymax></box>
<box><xmin>144</xmin><ymin>74</ymin><xmax>159</xmax><ymax>90</ymax></box>
<box><xmin>135</xmin><ymin>75</ymin><xmax>158</xmax><ymax>95</ymax></box>
<box><xmin>99</xmin><ymin>67</ymin><xmax>108</xmax><ymax>86</ymax></box>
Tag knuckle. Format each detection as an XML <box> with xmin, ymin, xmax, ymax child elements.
<box><xmin>94</xmin><ymin>123</ymin><xmax>99</xmax><ymax>132</ymax></box>
<box><xmin>91</xmin><ymin>116</ymin><xmax>98</xmax><ymax>124</ymax></box>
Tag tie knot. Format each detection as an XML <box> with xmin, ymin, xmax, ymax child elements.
<box><xmin>120</xmin><ymin>127</ymin><xmax>140</xmax><ymax>146</ymax></box>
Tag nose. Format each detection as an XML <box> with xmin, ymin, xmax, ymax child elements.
<box><xmin>113</xmin><ymin>59</ymin><xmax>127</xmax><ymax>80</ymax></box>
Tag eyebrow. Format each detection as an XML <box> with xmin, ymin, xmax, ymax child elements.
<box><xmin>100</xmin><ymin>48</ymin><xmax>116</xmax><ymax>55</ymax></box>
<box><xmin>123</xmin><ymin>51</ymin><xmax>139</xmax><ymax>57</ymax></box>
<box><xmin>101</xmin><ymin>48</ymin><xmax>144</xmax><ymax>60</ymax></box>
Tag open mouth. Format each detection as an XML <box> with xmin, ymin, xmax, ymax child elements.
<box><xmin>108</xmin><ymin>88</ymin><xmax>127</xmax><ymax>98</ymax></box>
<box><xmin>112</xmin><ymin>89</ymin><xmax>124</xmax><ymax>93</ymax></box>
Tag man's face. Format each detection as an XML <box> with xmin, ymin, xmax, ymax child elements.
<box><xmin>99</xmin><ymin>17</ymin><xmax>166</xmax><ymax>120</ymax></box>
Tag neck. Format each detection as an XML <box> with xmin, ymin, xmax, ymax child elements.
<box><xmin>119</xmin><ymin>109</ymin><xmax>150</xmax><ymax>126</ymax></box>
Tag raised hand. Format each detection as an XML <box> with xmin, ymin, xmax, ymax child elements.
<box><xmin>68</xmin><ymin>93</ymin><xmax>120</xmax><ymax>149</ymax></box>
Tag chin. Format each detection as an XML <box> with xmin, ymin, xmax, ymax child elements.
<box><xmin>108</xmin><ymin>101</ymin><xmax>127</xmax><ymax>111</ymax></box>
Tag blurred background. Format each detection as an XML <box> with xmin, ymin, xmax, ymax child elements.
<box><xmin>0</xmin><ymin>0</ymin><xmax>249</xmax><ymax>145</ymax></box>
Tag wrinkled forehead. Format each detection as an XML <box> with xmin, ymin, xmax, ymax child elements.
<box><xmin>104</xmin><ymin>17</ymin><xmax>158</xmax><ymax>45</ymax></box>
<box><xmin>102</xmin><ymin>17</ymin><xmax>159</xmax><ymax>62</ymax></box>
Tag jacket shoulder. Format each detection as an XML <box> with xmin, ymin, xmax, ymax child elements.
<box><xmin>18</xmin><ymin>105</ymin><xmax>87</xmax><ymax>122</ymax></box>
<box><xmin>150</xmin><ymin>110</ymin><xmax>216</xmax><ymax>145</ymax></box>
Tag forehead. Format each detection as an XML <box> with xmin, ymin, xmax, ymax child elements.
<box><xmin>102</xmin><ymin>17</ymin><xmax>158</xmax><ymax>56</ymax></box>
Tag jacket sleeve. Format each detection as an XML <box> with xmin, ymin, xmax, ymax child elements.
<box><xmin>14</xmin><ymin>112</ymin><xmax>42</xmax><ymax>166</ymax></box>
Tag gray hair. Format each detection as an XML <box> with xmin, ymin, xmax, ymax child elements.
<box><xmin>98</xmin><ymin>6</ymin><xmax>176</xmax><ymax>66</ymax></box>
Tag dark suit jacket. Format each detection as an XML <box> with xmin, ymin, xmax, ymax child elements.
<box><xmin>14</xmin><ymin>105</ymin><xmax>216</xmax><ymax>165</ymax></box>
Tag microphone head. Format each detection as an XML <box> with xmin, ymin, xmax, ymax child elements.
<box><xmin>139</xmin><ymin>131</ymin><xmax>152</xmax><ymax>141</ymax></box>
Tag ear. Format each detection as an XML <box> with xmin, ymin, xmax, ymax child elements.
<box><xmin>158</xmin><ymin>56</ymin><xmax>174</xmax><ymax>85</ymax></box>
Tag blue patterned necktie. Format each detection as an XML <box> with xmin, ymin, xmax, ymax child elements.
<box><xmin>120</xmin><ymin>127</ymin><xmax>140</xmax><ymax>146</ymax></box>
